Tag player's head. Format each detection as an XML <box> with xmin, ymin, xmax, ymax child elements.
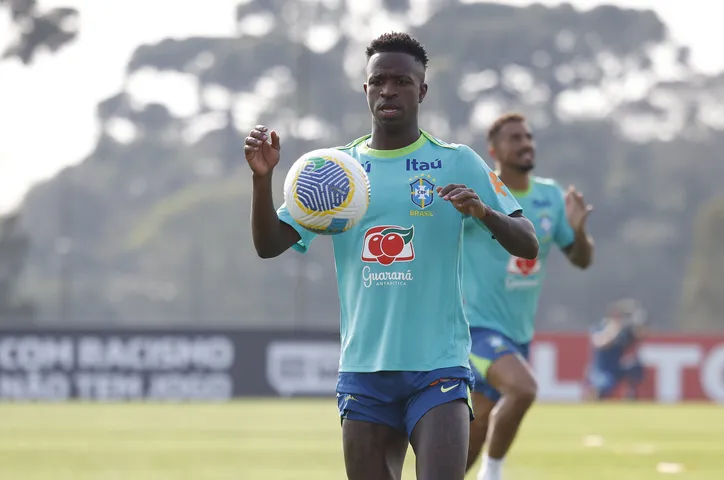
<box><xmin>487</xmin><ymin>113</ymin><xmax>535</xmax><ymax>173</ymax></box>
<box><xmin>605</xmin><ymin>298</ymin><xmax>647</xmax><ymax>326</ymax></box>
<box><xmin>364</xmin><ymin>32</ymin><xmax>428</xmax><ymax>132</ymax></box>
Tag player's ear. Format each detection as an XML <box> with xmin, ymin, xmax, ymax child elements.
<box><xmin>488</xmin><ymin>146</ymin><xmax>497</xmax><ymax>160</ymax></box>
<box><xmin>419</xmin><ymin>82</ymin><xmax>428</xmax><ymax>103</ymax></box>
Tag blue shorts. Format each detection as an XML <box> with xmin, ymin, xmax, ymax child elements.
<box><xmin>468</xmin><ymin>327</ymin><xmax>530</xmax><ymax>403</ymax></box>
<box><xmin>336</xmin><ymin>366</ymin><xmax>474</xmax><ymax>437</ymax></box>
<box><xmin>587</xmin><ymin>360</ymin><xmax>644</xmax><ymax>398</ymax></box>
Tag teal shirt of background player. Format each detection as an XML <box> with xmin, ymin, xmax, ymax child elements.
<box><xmin>276</xmin><ymin>131</ymin><xmax>522</xmax><ymax>373</ymax></box>
<box><xmin>463</xmin><ymin>177</ymin><xmax>576</xmax><ymax>344</ymax></box>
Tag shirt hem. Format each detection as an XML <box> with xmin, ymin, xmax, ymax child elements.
<box><xmin>468</xmin><ymin>324</ymin><xmax>534</xmax><ymax>345</ymax></box>
<box><xmin>338</xmin><ymin>362</ymin><xmax>470</xmax><ymax>373</ymax></box>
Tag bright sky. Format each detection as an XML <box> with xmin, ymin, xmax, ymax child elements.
<box><xmin>0</xmin><ymin>0</ymin><xmax>721</xmax><ymax>213</ymax></box>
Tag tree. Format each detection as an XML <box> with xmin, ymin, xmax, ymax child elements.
<box><xmin>8</xmin><ymin>1</ymin><xmax>724</xmax><ymax>330</ymax></box>
<box><xmin>0</xmin><ymin>0</ymin><xmax>72</xmax><ymax>322</ymax></box>
<box><xmin>0</xmin><ymin>0</ymin><xmax>78</xmax><ymax>64</ymax></box>
<box><xmin>680</xmin><ymin>197</ymin><xmax>724</xmax><ymax>331</ymax></box>
<box><xmin>0</xmin><ymin>214</ymin><xmax>35</xmax><ymax>324</ymax></box>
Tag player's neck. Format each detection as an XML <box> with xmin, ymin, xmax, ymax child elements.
<box><xmin>368</xmin><ymin>124</ymin><xmax>421</xmax><ymax>151</ymax></box>
<box><xmin>497</xmin><ymin>168</ymin><xmax>530</xmax><ymax>193</ymax></box>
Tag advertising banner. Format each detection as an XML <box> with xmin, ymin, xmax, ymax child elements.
<box><xmin>0</xmin><ymin>329</ymin><xmax>338</xmax><ymax>401</ymax></box>
<box><xmin>0</xmin><ymin>329</ymin><xmax>721</xmax><ymax>402</ymax></box>
<box><xmin>533</xmin><ymin>332</ymin><xmax>724</xmax><ymax>403</ymax></box>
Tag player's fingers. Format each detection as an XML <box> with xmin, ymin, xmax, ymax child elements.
<box><xmin>438</xmin><ymin>185</ymin><xmax>453</xmax><ymax>196</ymax></box>
<box><xmin>244</xmin><ymin>144</ymin><xmax>258</xmax><ymax>156</ymax></box>
<box><xmin>254</xmin><ymin>125</ymin><xmax>268</xmax><ymax>132</ymax></box>
<box><xmin>438</xmin><ymin>183</ymin><xmax>466</xmax><ymax>197</ymax></box>
<box><xmin>442</xmin><ymin>187</ymin><xmax>467</xmax><ymax>200</ymax></box>
<box><xmin>451</xmin><ymin>189</ymin><xmax>477</xmax><ymax>200</ymax></box>
<box><xmin>270</xmin><ymin>130</ymin><xmax>281</xmax><ymax>150</ymax></box>
<box><xmin>249</xmin><ymin>129</ymin><xmax>268</xmax><ymax>141</ymax></box>
<box><xmin>245</xmin><ymin>136</ymin><xmax>262</xmax><ymax>147</ymax></box>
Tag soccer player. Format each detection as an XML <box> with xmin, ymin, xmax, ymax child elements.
<box><xmin>586</xmin><ymin>298</ymin><xmax>647</xmax><ymax>400</ymax></box>
<box><xmin>463</xmin><ymin>113</ymin><xmax>595</xmax><ymax>480</ymax></box>
<box><xmin>244</xmin><ymin>33</ymin><xmax>539</xmax><ymax>480</ymax></box>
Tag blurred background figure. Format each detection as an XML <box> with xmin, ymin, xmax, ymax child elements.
<box><xmin>585</xmin><ymin>298</ymin><xmax>647</xmax><ymax>400</ymax></box>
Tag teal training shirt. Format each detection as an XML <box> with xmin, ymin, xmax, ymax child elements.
<box><xmin>277</xmin><ymin>131</ymin><xmax>522</xmax><ymax>372</ymax></box>
<box><xmin>463</xmin><ymin>177</ymin><xmax>575</xmax><ymax>343</ymax></box>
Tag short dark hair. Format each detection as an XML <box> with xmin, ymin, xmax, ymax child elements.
<box><xmin>487</xmin><ymin>113</ymin><xmax>527</xmax><ymax>144</ymax></box>
<box><xmin>365</xmin><ymin>32</ymin><xmax>428</xmax><ymax>68</ymax></box>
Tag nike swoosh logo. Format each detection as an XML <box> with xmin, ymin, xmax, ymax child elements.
<box><xmin>440</xmin><ymin>383</ymin><xmax>459</xmax><ymax>393</ymax></box>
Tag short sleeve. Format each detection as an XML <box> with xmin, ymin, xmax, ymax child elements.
<box><xmin>276</xmin><ymin>203</ymin><xmax>317</xmax><ymax>254</ymax></box>
<box><xmin>457</xmin><ymin>145</ymin><xmax>522</xmax><ymax>218</ymax></box>
<box><xmin>552</xmin><ymin>183</ymin><xmax>575</xmax><ymax>249</ymax></box>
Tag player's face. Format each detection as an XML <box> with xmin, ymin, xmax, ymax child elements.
<box><xmin>364</xmin><ymin>52</ymin><xmax>427</xmax><ymax>131</ymax></box>
<box><xmin>492</xmin><ymin>121</ymin><xmax>536</xmax><ymax>173</ymax></box>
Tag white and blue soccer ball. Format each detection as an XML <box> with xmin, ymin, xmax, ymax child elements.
<box><xmin>283</xmin><ymin>148</ymin><xmax>371</xmax><ymax>235</ymax></box>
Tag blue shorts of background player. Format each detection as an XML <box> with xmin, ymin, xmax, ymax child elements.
<box><xmin>336</xmin><ymin>366</ymin><xmax>475</xmax><ymax>437</ymax></box>
<box><xmin>586</xmin><ymin>360</ymin><xmax>644</xmax><ymax>399</ymax></box>
<box><xmin>468</xmin><ymin>327</ymin><xmax>530</xmax><ymax>402</ymax></box>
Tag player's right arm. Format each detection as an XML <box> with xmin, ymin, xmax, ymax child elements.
<box><xmin>448</xmin><ymin>145</ymin><xmax>538</xmax><ymax>259</ymax></box>
<box><xmin>591</xmin><ymin>321</ymin><xmax>622</xmax><ymax>349</ymax></box>
<box><xmin>245</xmin><ymin>125</ymin><xmax>300</xmax><ymax>258</ymax></box>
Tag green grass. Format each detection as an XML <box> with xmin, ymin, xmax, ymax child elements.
<box><xmin>0</xmin><ymin>401</ymin><xmax>722</xmax><ymax>479</ymax></box>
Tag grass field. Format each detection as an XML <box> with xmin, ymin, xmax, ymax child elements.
<box><xmin>0</xmin><ymin>401</ymin><xmax>722</xmax><ymax>479</ymax></box>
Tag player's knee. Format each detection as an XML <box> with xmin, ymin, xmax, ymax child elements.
<box><xmin>508</xmin><ymin>376</ymin><xmax>537</xmax><ymax>407</ymax></box>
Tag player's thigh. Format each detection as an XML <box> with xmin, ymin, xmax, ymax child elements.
<box><xmin>470</xmin><ymin>390</ymin><xmax>496</xmax><ymax>432</ymax></box>
<box><xmin>487</xmin><ymin>352</ymin><xmax>537</xmax><ymax>399</ymax></box>
<box><xmin>342</xmin><ymin>418</ymin><xmax>408</xmax><ymax>480</ymax></box>
<box><xmin>410</xmin><ymin>399</ymin><xmax>470</xmax><ymax>480</ymax></box>
<box><xmin>337</xmin><ymin>374</ymin><xmax>410</xmax><ymax>480</ymax></box>
<box><xmin>469</xmin><ymin>329</ymin><xmax>536</xmax><ymax>399</ymax></box>
<box><xmin>467</xmin><ymin>391</ymin><xmax>497</xmax><ymax>465</ymax></box>
<box><xmin>404</xmin><ymin>375</ymin><xmax>473</xmax><ymax>437</ymax></box>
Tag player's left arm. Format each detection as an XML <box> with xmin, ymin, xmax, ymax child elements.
<box><xmin>558</xmin><ymin>184</ymin><xmax>594</xmax><ymax>269</ymax></box>
<box><xmin>438</xmin><ymin>146</ymin><xmax>539</xmax><ymax>260</ymax></box>
<box><xmin>591</xmin><ymin>321</ymin><xmax>621</xmax><ymax>349</ymax></box>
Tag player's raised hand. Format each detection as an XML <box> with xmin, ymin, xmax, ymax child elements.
<box><xmin>437</xmin><ymin>184</ymin><xmax>489</xmax><ymax>218</ymax></box>
<box><xmin>565</xmin><ymin>185</ymin><xmax>593</xmax><ymax>232</ymax></box>
<box><xmin>244</xmin><ymin>125</ymin><xmax>281</xmax><ymax>177</ymax></box>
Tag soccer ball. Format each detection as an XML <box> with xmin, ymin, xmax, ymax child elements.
<box><xmin>283</xmin><ymin>148</ymin><xmax>371</xmax><ymax>235</ymax></box>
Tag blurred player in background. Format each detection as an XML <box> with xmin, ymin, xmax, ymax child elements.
<box><xmin>586</xmin><ymin>298</ymin><xmax>648</xmax><ymax>400</ymax></box>
<box><xmin>244</xmin><ymin>34</ymin><xmax>539</xmax><ymax>480</ymax></box>
<box><xmin>463</xmin><ymin>113</ymin><xmax>595</xmax><ymax>480</ymax></box>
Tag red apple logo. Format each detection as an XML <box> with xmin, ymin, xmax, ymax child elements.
<box><xmin>361</xmin><ymin>226</ymin><xmax>415</xmax><ymax>265</ymax></box>
<box><xmin>509</xmin><ymin>256</ymin><xmax>540</xmax><ymax>276</ymax></box>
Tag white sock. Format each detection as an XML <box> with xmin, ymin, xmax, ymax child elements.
<box><xmin>478</xmin><ymin>454</ymin><xmax>504</xmax><ymax>480</ymax></box>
